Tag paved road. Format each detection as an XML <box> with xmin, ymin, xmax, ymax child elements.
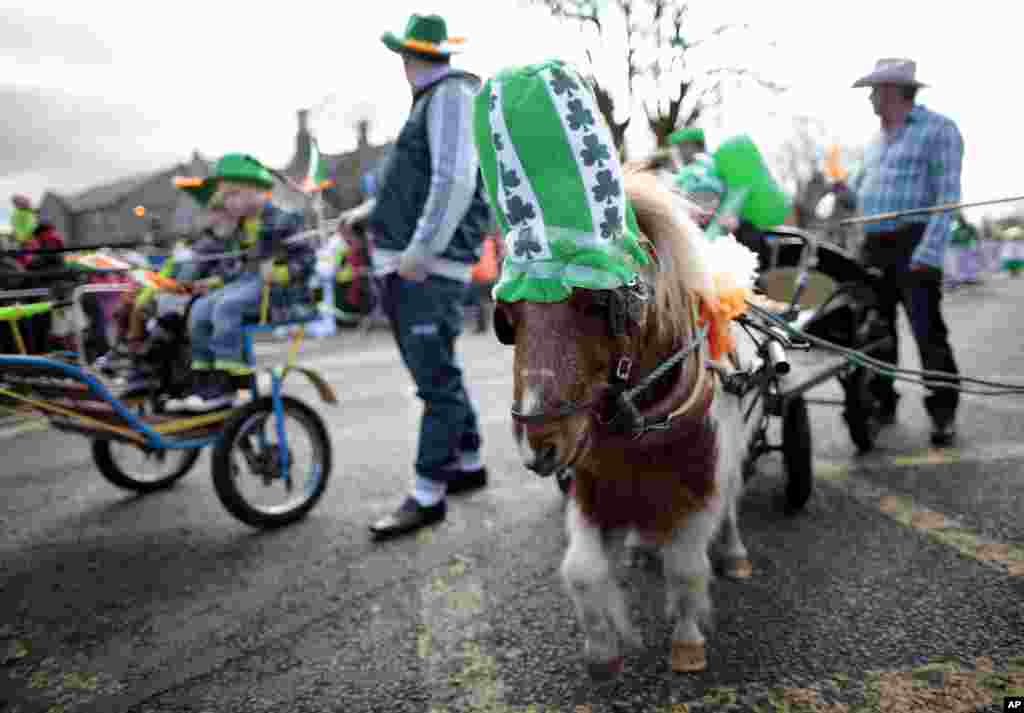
<box><xmin>1</xmin><ymin>276</ymin><xmax>1022</xmax><ymax>713</ymax></box>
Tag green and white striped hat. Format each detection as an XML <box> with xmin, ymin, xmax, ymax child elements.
<box><xmin>473</xmin><ymin>59</ymin><xmax>651</xmax><ymax>303</ymax></box>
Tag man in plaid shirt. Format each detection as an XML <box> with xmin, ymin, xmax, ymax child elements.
<box><xmin>837</xmin><ymin>58</ymin><xmax>962</xmax><ymax>446</ymax></box>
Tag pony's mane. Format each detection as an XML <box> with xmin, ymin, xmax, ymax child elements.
<box><xmin>623</xmin><ymin>157</ymin><xmax>716</xmax><ymax>343</ymax></box>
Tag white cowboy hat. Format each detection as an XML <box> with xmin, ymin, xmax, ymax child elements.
<box><xmin>852</xmin><ymin>58</ymin><xmax>928</xmax><ymax>88</ymax></box>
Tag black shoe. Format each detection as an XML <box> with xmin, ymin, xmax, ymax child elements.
<box><xmin>445</xmin><ymin>467</ymin><xmax>488</xmax><ymax>495</ymax></box>
<box><xmin>369</xmin><ymin>496</ymin><xmax>446</xmax><ymax>539</ymax></box>
<box><xmin>930</xmin><ymin>421</ymin><xmax>956</xmax><ymax>447</ymax></box>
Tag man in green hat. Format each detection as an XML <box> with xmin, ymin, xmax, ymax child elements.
<box><xmin>165</xmin><ymin>153</ymin><xmax>316</xmax><ymax>413</ymax></box>
<box><xmin>360</xmin><ymin>13</ymin><xmax>493</xmax><ymax>538</ymax></box>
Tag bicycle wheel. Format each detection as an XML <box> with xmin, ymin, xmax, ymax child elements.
<box><xmin>211</xmin><ymin>396</ymin><xmax>331</xmax><ymax>528</ymax></box>
<box><xmin>92</xmin><ymin>439</ymin><xmax>201</xmax><ymax>492</ymax></box>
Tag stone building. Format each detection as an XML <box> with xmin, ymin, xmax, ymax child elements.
<box><xmin>281</xmin><ymin>109</ymin><xmax>392</xmax><ymax>216</ymax></box>
<box><xmin>37</xmin><ymin>152</ymin><xmax>308</xmax><ymax>248</ymax></box>
<box><xmin>35</xmin><ymin>107</ymin><xmax>394</xmax><ymax>248</ymax></box>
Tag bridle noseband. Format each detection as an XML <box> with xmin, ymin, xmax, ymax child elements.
<box><xmin>509</xmin><ymin>278</ymin><xmax>708</xmax><ymax>438</ymax></box>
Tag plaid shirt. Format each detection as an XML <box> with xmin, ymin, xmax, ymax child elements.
<box><xmin>850</xmin><ymin>104</ymin><xmax>964</xmax><ymax>269</ymax></box>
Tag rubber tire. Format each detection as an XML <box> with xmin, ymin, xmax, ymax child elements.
<box><xmin>781</xmin><ymin>396</ymin><xmax>813</xmax><ymax>512</ymax></box>
<box><xmin>92</xmin><ymin>439</ymin><xmax>200</xmax><ymax>493</ymax></box>
<box><xmin>211</xmin><ymin>396</ymin><xmax>331</xmax><ymax>529</ymax></box>
<box><xmin>842</xmin><ymin>365</ymin><xmax>882</xmax><ymax>453</ymax></box>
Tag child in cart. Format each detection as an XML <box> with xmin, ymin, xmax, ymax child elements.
<box><xmin>162</xmin><ymin>153</ymin><xmax>316</xmax><ymax>413</ymax></box>
<box><xmin>95</xmin><ymin>231</ymin><xmax>240</xmax><ymax>381</ymax></box>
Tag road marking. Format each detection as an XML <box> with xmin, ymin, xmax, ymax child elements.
<box><xmin>815</xmin><ymin>448</ymin><xmax>1024</xmax><ymax>577</ymax></box>
<box><xmin>417</xmin><ymin>554</ymin><xmax>507</xmax><ymax>711</ymax></box>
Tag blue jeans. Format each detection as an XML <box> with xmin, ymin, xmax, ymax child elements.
<box><xmin>379</xmin><ymin>273</ymin><xmax>483</xmax><ymax>483</ymax></box>
<box><xmin>188</xmin><ymin>272</ymin><xmax>263</xmax><ymax>370</ymax></box>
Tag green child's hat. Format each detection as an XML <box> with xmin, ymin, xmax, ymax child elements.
<box><xmin>668</xmin><ymin>126</ymin><xmax>705</xmax><ymax>146</ymax></box>
<box><xmin>473</xmin><ymin>59</ymin><xmax>651</xmax><ymax>303</ymax></box>
<box><xmin>173</xmin><ymin>153</ymin><xmax>274</xmax><ymax>207</ymax></box>
<box><xmin>381</xmin><ymin>14</ymin><xmax>466</xmax><ymax>59</ymax></box>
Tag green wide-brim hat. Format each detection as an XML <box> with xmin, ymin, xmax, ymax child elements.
<box><xmin>381</xmin><ymin>13</ymin><xmax>465</xmax><ymax>59</ymax></box>
<box><xmin>173</xmin><ymin>153</ymin><xmax>274</xmax><ymax>207</ymax></box>
<box><xmin>473</xmin><ymin>59</ymin><xmax>651</xmax><ymax>304</ymax></box>
<box><xmin>173</xmin><ymin>176</ymin><xmax>218</xmax><ymax>207</ymax></box>
<box><xmin>668</xmin><ymin>126</ymin><xmax>705</xmax><ymax>146</ymax></box>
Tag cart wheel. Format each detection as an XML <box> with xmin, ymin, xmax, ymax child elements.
<box><xmin>781</xmin><ymin>396</ymin><xmax>813</xmax><ymax>512</ymax></box>
<box><xmin>842</xmin><ymin>365</ymin><xmax>882</xmax><ymax>453</ymax></box>
<box><xmin>92</xmin><ymin>439</ymin><xmax>200</xmax><ymax>492</ymax></box>
<box><xmin>211</xmin><ymin>396</ymin><xmax>331</xmax><ymax>528</ymax></box>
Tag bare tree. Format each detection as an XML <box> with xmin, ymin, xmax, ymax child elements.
<box><xmin>584</xmin><ymin>57</ymin><xmax>630</xmax><ymax>159</ymax></box>
<box><xmin>773</xmin><ymin>115</ymin><xmax>828</xmax><ymax>228</ymax></box>
<box><xmin>771</xmin><ymin>115</ymin><xmax>866</xmax><ymax>247</ymax></box>
<box><xmin>529</xmin><ymin>0</ymin><xmax>784</xmax><ymax>149</ymax></box>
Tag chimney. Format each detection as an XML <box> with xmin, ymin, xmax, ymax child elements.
<box><xmin>297</xmin><ymin>109</ymin><xmax>310</xmax><ymax>135</ymax></box>
<box><xmin>356</xmin><ymin>119</ymin><xmax>370</xmax><ymax>149</ymax></box>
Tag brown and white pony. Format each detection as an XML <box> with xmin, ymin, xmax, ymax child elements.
<box><xmin>494</xmin><ymin>160</ymin><xmax>761</xmax><ymax>679</ymax></box>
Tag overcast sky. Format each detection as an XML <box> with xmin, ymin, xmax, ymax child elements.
<box><xmin>1</xmin><ymin>0</ymin><xmax>1019</xmax><ymax>224</ymax></box>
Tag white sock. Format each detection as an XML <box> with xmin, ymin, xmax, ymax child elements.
<box><xmin>412</xmin><ymin>476</ymin><xmax>447</xmax><ymax>507</ymax></box>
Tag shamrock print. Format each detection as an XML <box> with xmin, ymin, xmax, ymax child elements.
<box><xmin>549</xmin><ymin>67</ymin><xmax>579</xmax><ymax>96</ymax></box>
<box><xmin>599</xmin><ymin>206</ymin><xmax>622</xmax><ymax>239</ymax></box>
<box><xmin>580</xmin><ymin>133</ymin><xmax>610</xmax><ymax>167</ymax></box>
<box><xmin>493</xmin><ymin>132</ymin><xmax>504</xmax><ymax>151</ymax></box>
<box><xmin>592</xmin><ymin>169</ymin><xmax>620</xmax><ymax>204</ymax></box>
<box><xmin>513</xmin><ymin>226</ymin><xmax>543</xmax><ymax>260</ymax></box>
<box><xmin>505</xmin><ymin>195</ymin><xmax>537</xmax><ymax>226</ymax></box>
<box><xmin>566</xmin><ymin>98</ymin><xmax>595</xmax><ymax>132</ymax></box>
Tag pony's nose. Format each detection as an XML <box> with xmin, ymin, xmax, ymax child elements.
<box><xmin>524</xmin><ymin>443</ymin><xmax>559</xmax><ymax>476</ymax></box>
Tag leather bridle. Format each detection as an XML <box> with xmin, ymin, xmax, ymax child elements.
<box><xmin>504</xmin><ymin>278</ymin><xmax>709</xmax><ymax>438</ymax></box>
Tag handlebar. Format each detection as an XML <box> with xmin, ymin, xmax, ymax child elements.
<box><xmin>0</xmin><ymin>300</ymin><xmax>73</xmax><ymax>322</ymax></box>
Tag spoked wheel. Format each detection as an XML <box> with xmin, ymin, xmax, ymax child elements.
<box><xmin>211</xmin><ymin>396</ymin><xmax>331</xmax><ymax>528</ymax></box>
<box><xmin>842</xmin><ymin>364</ymin><xmax>883</xmax><ymax>453</ymax></box>
<box><xmin>781</xmin><ymin>396</ymin><xmax>813</xmax><ymax>513</ymax></box>
<box><xmin>92</xmin><ymin>439</ymin><xmax>201</xmax><ymax>492</ymax></box>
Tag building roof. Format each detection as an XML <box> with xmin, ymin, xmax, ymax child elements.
<box><xmin>63</xmin><ymin>167</ymin><xmax>181</xmax><ymax>213</ymax></box>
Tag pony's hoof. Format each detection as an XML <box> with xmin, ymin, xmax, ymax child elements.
<box><xmin>586</xmin><ymin>656</ymin><xmax>624</xmax><ymax>681</ymax></box>
<box><xmin>722</xmin><ymin>557</ymin><xmax>753</xmax><ymax>579</ymax></box>
<box><xmin>670</xmin><ymin>640</ymin><xmax>706</xmax><ymax>672</ymax></box>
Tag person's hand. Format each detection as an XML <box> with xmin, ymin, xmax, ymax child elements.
<box><xmin>339</xmin><ymin>199</ymin><xmax>375</xmax><ymax>229</ymax></box>
<box><xmin>398</xmin><ymin>250</ymin><xmax>428</xmax><ymax>282</ymax></box>
<box><xmin>717</xmin><ymin>213</ymin><xmax>739</xmax><ymax>233</ymax></box>
<box><xmin>688</xmin><ymin>205</ymin><xmax>712</xmax><ymax>228</ymax></box>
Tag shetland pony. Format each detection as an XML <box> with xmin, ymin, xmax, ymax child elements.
<box><xmin>494</xmin><ymin>161</ymin><xmax>762</xmax><ymax>679</ymax></box>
